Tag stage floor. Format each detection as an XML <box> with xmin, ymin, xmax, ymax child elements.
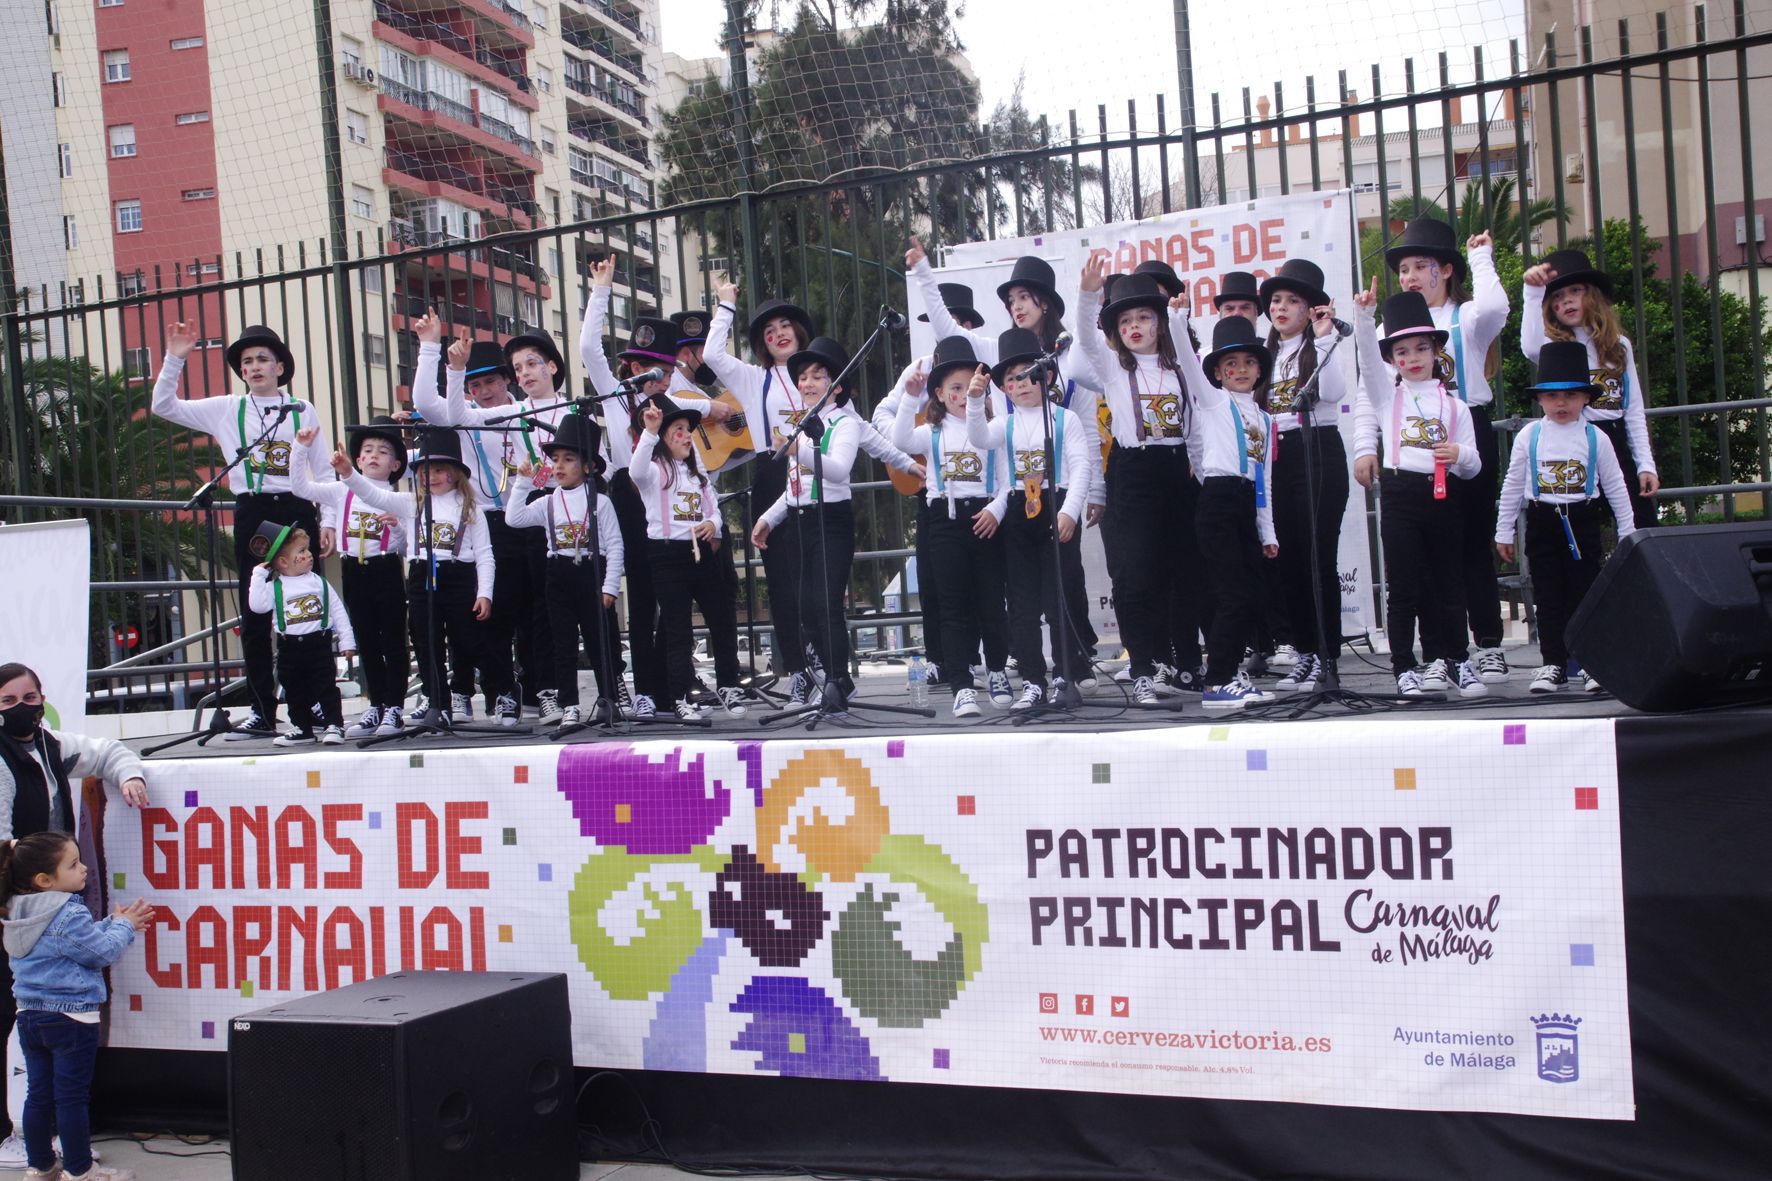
<box><xmin>127</xmin><ymin>639</ymin><xmax>1635</xmax><ymax>758</ymax></box>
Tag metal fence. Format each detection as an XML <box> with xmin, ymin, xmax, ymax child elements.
<box><xmin>3</xmin><ymin>1</ymin><xmax>1769</xmax><ymax>711</ymax></box>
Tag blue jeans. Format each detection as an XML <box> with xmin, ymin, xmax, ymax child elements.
<box><xmin>17</xmin><ymin>1010</ymin><xmax>100</xmax><ymax>1175</ymax></box>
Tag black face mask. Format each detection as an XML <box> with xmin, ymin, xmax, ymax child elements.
<box><xmin>694</xmin><ymin>362</ymin><xmax>717</xmax><ymax>386</ymax></box>
<box><xmin>0</xmin><ymin>701</ymin><xmax>44</xmax><ymax>740</ymax></box>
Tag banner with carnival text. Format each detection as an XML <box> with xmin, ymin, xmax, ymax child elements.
<box><xmin>107</xmin><ymin>720</ymin><xmax>1632</xmax><ymax>1119</ymax></box>
<box><xmin>915</xmin><ymin>190</ymin><xmax>1374</xmax><ymax>643</ymax></box>
<box><xmin>0</xmin><ymin>519</ymin><xmax>91</xmax><ymax>733</ymax></box>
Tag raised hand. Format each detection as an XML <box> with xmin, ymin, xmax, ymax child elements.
<box><xmin>414</xmin><ymin>308</ymin><xmax>444</xmax><ymax>344</ymax></box>
<box><xmin>296</xmin><ymin>426</ymin><xmax>320</xmax><ymax>447</ymax></box>
<box><xmin>904</xmin><ymin>361</ymin><xmax>927</xmax><ymax>399</ymax></box>
<box><xmin>905</xmin><ymin>235</ymin><xmax>927</xmax><ymax>270</ymax></box>
<box><xmin>166</xmin><ymin>320</ymin><xmax>199</xmax><ymax>360</ymax></box>
<box><xmin>1523</xmin><ymin>263</ymin><xmax>1555</xmax><ymax>288</ymax></box>
<box><xmin>1353</xmin><ymin>274</ymin><xmax>1379</xmax><ymax>311</ymax></box>
<box><xmin>716</xmin><ymin>278</ymin><xmax>740</xmax><ymax>305</ymax></box>
<box><xmin>591</xmin><ymin>256</ymin><xmax>616</xmax><ymax>287</ymax></box>
<box><xmin>642</xmin><ymin>402</ymin><xmax>663</xmax><ymax>433</ymax></box>
<box><xmin>329</xmin><ymin>441</ymin><xmax>353</xmax><ymax>477</ymax></box>
<box><xmin>1080</xmin><ymin>253</ymin><xmax>1110</xmax><ymax>294</ymax></box>
<box><xmin>967</xmin><ymin>364</ymin><xmax>991</xmax><ymax>400</ymax></box>
<box><xmin>446</xmin><ymin>332</ymin><xmax>472</xmax><ymax>371</ymax></box>
<box><xmin>1311</xmin><ymin>303</ymin><xmax>1337</xmax><ymax>338</ymax></box>
<box><xmin>1467</xmin><ymin>231</ymin><xmax>1493</xmax><ymax>251</ymax></box>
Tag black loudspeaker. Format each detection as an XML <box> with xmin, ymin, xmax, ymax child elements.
<box><xmin>1568</xmin><ymin>522</ymin><xmax>1772</xmax><ymax>711</ymax></box>
<box><xmin>228</xmin><ymin>971</ymin><xmax>577</xmax><ymax>1181</ymax></box>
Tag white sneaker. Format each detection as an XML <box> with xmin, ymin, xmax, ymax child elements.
<box><xmin>1232</xmin><ymin>671</ymin><xmax>1275</xmax><ymax>703</ymax></box>
<box><xmin>537</xmin><ymin>689</ymin><xmax>564</xmax><ymax>726</ymax></box>
<box><xmin>1275</xmin><ymin>653</ymin><xmax>1319</xmax><ymax>693</ymax></box>
<box><xmin>717</xmin><ymin>686</ymin><xmax>748</xmax><ymax>718</ymax></box>
<box><xmin>319</xmin><ymin>725</ymin><xmax>346</xmax><ymax>745</ymax></box>
<box><xmin>1396</xmin><ymin>669</ymin><xmax>1426</xmax><ymax>696</ymax></box>
<box><xmin>1419</xmin><ymin>659</ymin><xmax>1453</xmax><ymax>692</ymax></box>
<box><xmin>225</xmin><ymin>709</ymin><xmax>276</xmax><ymax>740</ymax></box>
<box><xmin>674</xmin><ymin>700</ymin><xmax>701</xmax><ymax>721</ymax></box>
<box><xmin>375</xmin><ymin>705</ymin><xmax>404</xmax><ymax>736</ymax></box>
<box><xmin>558</xmin><ymin>704</ymin><xmax>583</xmax><ymax>727</ymax></box>
<box><xmin>951</xmin><ymin>688</ymin><xmax>981</xmax><ymax>718</ymax></box>
<box><xmin>986</xmin><ymin>670</ymin><xmax>1013</xmax><ymax>708</ymax></box>
<box><xmin>1474</xmin><ymin>646</ymin><xmax>1510</xmax><ymax>683</ymax></box>
<box><xmin>1529</xmin><ymin>665</ymin><xmax>1568</xmax><ymax>694</ymax></box>
<box><xmin>1113</xmin><ymin>665</ymin><xmax>1134</xmax><ymax>683</ymax></box>
<box><xmin>1012</xmin><ymin>682</ymin><xmax>1045</xmax><ymax>712</ymax></box>
<box><xmin>1455</xmin><ymin>660</ymin><xmax>1489</xmax><ymax>698</ymax></box>
<box><xmin>62</xmin><ymin>1165</ymin><xmax>133</xmax><ymax>1181</ymax></box>
<box><xmin>272</xmin><ymin>729</ymin><xmax>316</xmax><ymax>747</ymax></box>
<box><xmin>494</xmin><ymin>694</ymin><xmax>520</xmax><ymax>726</ymax></box>
<box><xmin>631</xmin><ymin>694</ymin><xmax>657</xmax><ymax>719</ymax></box>
<box><xmin>1581</xmin><ymin>670</ymin><xmax>1603</xmax><ymax>693</ymax></box>
<box><xmin>1270</xmin><ymin>644</ymin><xmax>1300</xmax><ymax>669</ymax></box>
<box><xmin>1132</xmin><ymin>675</ymin><xmax>1160</xmax><ymax>706</ymax></box>
<box><xmin>0</xmin><ymin>1133</ymin><xmax>27</xmax><ymax>1168</ymax></box>
<box><xmin>450</xmin><ymin>692</ymin><xmax>473</xmax><ymax>720</ymax></box>
<box><xmin>345</xmin><ymin>706</ymin><xmax>381</xmax><ymax>738</ymax></box>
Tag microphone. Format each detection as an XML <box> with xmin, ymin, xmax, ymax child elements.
<box><xmin>1330</xmin><ymin>318</ymin><xmax>1354</xmax><ymax>339</ymax></box>
<box><xmin>880</xmin><ymin>304</ymin><xmax>908</xmax><ymax>331</ymax></box>
<box><xmin>1005</xmin><ymin>333</ymin><xmax>1074</xmax><ymax>385</ymax></box>
<box><xmin>619</xmin><ymin>366</ymin><xmax>666</xmax><ymax>387</ymax></box>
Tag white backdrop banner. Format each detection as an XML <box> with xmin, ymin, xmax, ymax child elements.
<box><xmin>0</xmin><ymin>519</ymin><xmax>90</xmax><ymax>732</ymax></box>
<box><xmin>917</xmin><ymin>190</ymin><xmax>1373</xmax><ymax>644</ymax></box>
<box><xmin>107</xmin><ymin>719</ymin><xmax>1632</xmax><ymax>1119</ymax></box>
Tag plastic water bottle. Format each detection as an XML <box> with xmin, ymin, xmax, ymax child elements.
<box><xmin>907</xmin><ymin>655</ymin><xmax>928</xmax><ymax>707</ymax></box>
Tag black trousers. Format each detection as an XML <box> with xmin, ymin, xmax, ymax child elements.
<box><xmin>916</xmin><ymin>494</ymin><xmax>945</xmax><ymax>671</ymax></box>
<box><xmin>1379</xmin><ymin>472</ymin><xmax>1467</xmax><ymax>674</ymax></box>
<box><xmin>611</xmin><ymin>472</ymin><xmax>663</xmax><ymax>701</ymax></box>
<box><xmin>1106</xmin><ymin>444</ymin><xmax>1201</xmax><ymax>678</ymax></box>
<box><xmin>232</xmin><ymin>491</ymin><xmax>321</xmax><ymax>721</ymax></box>
<box><xmin>276</xmin><ymin>630</ymin><xmax>342</xmax><ymax>732</ymax></box>
<box><xmin>1195</xmin><ymin>477</ymin><xmax>1264</xmax><ymax>686</ymax></box>
<box><xmin>657</xmin><ymin>531</ymin><xmax>743</xmax><ymax>689</ymax></box>
<box><xmin>1524</xmin><ymin>500</ymin><xmax>1605</xmax><ymax>668</ymax></box>
<box><xmin>1253</xmin><ymin>553</ymin><xmax>1293</xmax><ymax>653</ymax></box>
<box><xmin>649</xmin><ymin>539</ymin><xmax>706</xmax><ymax>708</ymax></box>
<box><xmin>922</xmin><ymin>497</ymin><xmax>1009</xmax><ymax>693</ymax></box>
<box><xmin>1003</xmin><ymin>491</ymin><xmax>1091</xmax><ymax>686</ymax></box>
<box><xmin>544</xmin><ymin>555</ymin><xmax>615</xmax><ymax>706</ymax></box>
<box><xmin>482</xmin><ymin>509</ymin><xmax>551</xmax><ymax>707</ymax></box>
<box><xmin>1450</xmin><ymin>404</ymin><xmax>1505</xmax><ymax>648</ymax></box>
<box><xmin>1596</xmin><ymin>417</ymin><xmax>1659</xmax><ymax>530</ymax></box>
<box><xmin>769</xmin><ymin>501</ymin><xmax>855</xmax><ymax>686</ymax></box>
<box><xmin>340</xmin><ymin>553</ymin><xmax>407</xmax><ymax>709</ymax></box>
<box><xmin>1272</xmin><ymin>426</ymin><xmax>1349</xmax><ymax>661</ymax></box>
<box><xmin>407</xmin><ymin>562</ymin><xmax>480</xmax><ymax>703</ymax></box>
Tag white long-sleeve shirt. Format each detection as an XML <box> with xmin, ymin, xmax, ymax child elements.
<box><xmin>1352</xmin><ymin>308</ymin><xmax>1481</xmax><ymax>480</ymax></box>
<box><xmin>1519</xmin><ymin>285</ymin><xmax>1657</xmax><ymax>475</ymax></box>
<box><xmin>965</xmin><ymin>395</ymin><xmax>1090</xmax><ymax>524</ymax></box>
<box><xmin>759</xmin><ymin>406</ymin><xmax>865</xmax><ymax>527</ymax></box>
<box><xmin>1171</xmin><ymin>321</ymin><xmax>1277</xmax><ymax>547</ymax></box>
<box><xmin>629</xmin><ymin>430</ymin><xmax>719</xmax><ymax>541</ymax></box>
<box><xmin>0</xmin><ymin>729</ymin><xmax>145</xmax><ymax>842</ymax></box>
<box><xmin>150</xmin><ymin>355</ymin><xmax>331</xmax><ymax>496</ymax></box>
<box><xmin>341</xmin><ymin>471</ymin><xmax>495</xmax><ymax>600</ymax></box>
<box><xmin>247</xmin><ymin>567</ymin><xmax>357</xmax><ymax>651</ymax></box>
<box><xmin>290</xmin><ymin>445</ymin><xmax>406</xmax><ymax>561</ymax></box>
<box><xmin>1428</xmin><ymin>244</ymin><xmax>1509</xmax><ymax>408</ymax></box>
<box><xmin>873</xmin><ymin>354</ymin><xmax>1008</xmax><ymax>495</ymax></box>
<box><xmin>1494</xmin><ymin>417</ymin><xmax>1637</xmax><ymax>544</ymax></box>
<box><xmin>1266</xmin><ymin>330</ymin><xmax>1349</xmax><ymax>432</ymax></box>
<box><xmin>503</xmin><ymin>479</ymin><xmax>624</xmax><ymax>594</ymax></box>
<box><xmin>579</xmin><ymin>285</ymin><xmax>711</xmax><ymax>474</ymax></box>
<box><xmin>409</xmin><ymin>340</ymin><xmax>553</xmax><ymax>500</ymax></box>
<box><xmin>893</xmin><ymin>396</ymin><xmax>1009</xmax><ymax>522</ymax></box>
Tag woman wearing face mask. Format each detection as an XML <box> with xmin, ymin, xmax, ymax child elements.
<box><xmin>0</xmin><ymin>663</ymin><xmax>151</xmax><ymax>1168</ymax></box>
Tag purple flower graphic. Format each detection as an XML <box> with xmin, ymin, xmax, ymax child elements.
<box><xmin>557</xmin><ymin>743</ymin><xmax>731</xmax><ymax>854</ymax></box>
<box><xmin>708</xmin><ymin>846</ymin><xmax>828</xmax><ymax>968</ymax></box>
<box><xmin>730</xmin><ymin>977</ymin><xmax>883</xmax><ymax>1081</ymax></box>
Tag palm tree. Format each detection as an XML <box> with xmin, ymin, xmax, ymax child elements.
<box><xmin>1386</xmin><ymin>176</ymin><xmax>1570</xmax><ymax>251</ymax></box>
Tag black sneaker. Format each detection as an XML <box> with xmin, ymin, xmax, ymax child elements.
<box><xmin>226</xmin><ymin>711</ymin><xmax>276</xmax><ymax>740</ymax></box>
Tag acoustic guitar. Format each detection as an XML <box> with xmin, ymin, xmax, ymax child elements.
<box><xmin>889</xmin><ymin>406</ymin><xmax>927</xmax><ymax>496</ymax></box>
<box><xmin>690</xmin><ymin>391</ymin><xmax>755</xmax><ymax>473</ymax></box>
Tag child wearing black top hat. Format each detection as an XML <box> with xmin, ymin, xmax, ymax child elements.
<box><xmin>292</xmin><ymin>419</ymin><xmax>410</xmax><ymax>737</ymax></box>
<box><xmin>1495</xmin><ymin>341</ymin><xmax>1637</xmax><ymax>694</ymax></box>
<box><xmin>336</xmin><ymin>428</ymin><xmax>494</xmax><ymax>728</ymax></box>
<box><xmin>1521</xmin><ymin>248</ymin><xmax>1660</xmax><ymax>529</ymax></box>
<box><xmin>504</xmin><ymin>413</ymin><xmax>625</xmax><ymax>726</ymax></box>
<box><xmin>1352</xmin><ymin>285</ymin><xmax>1482</xmax><ymax>697</ymax></box>
<box><xmin>245</xmin><ymin>522</ymin><xmax>356</xmax><ymax>746</ymax></box>
<box><xmin>1388</xmin><ymin>218</ymin><xmax>1514</xmax><ymax>684</ymax></box>
<box><xmin>964</xmin><ymin>328</ymin><xmax>1094</xmax><ymax>710</ymax></box>
<box><xmin>892</xmin><ymin>337</ymin><xmax>1012</xmax><ymax>718</ymax></box>
<box><xmin>152</xmin><ymin>321</ymin><xmax>331</xmax><ymax>738</ymax></box>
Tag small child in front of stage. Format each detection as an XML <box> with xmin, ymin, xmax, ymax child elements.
<box><xmin>1495</xmin><ymin>341</ymin><xmax>1637</xmax><ymax>694</ymax></box>
<box><xmin>2</xmin><ymin>831</ymin><xmax>152</xmax><ymax>1181</ymax></box>
<box><xmin>246</xmin><ymin>524</ymin><xmax>356</xmax><ymax>746</ymax></box>
<box><xmin>630</xmin><ymin>398</ymin><xmax>722</xmax><ymax>721</ymax></box>
<box><xmin>505</xmin><ymin>413</ymin><xmax>624</xmax><ymax>726</ymax></box>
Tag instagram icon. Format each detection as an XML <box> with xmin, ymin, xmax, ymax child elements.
<box><xmin>1038</xmin><ymin>992</ymin><xmax>1059</xmax><ymax>1013</ymax></box>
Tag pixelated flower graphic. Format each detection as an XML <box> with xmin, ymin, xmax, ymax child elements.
<box><xmin>568</xmin><ymin>845</ymin><xmax>726</xmax><ymax>1000</ymax></box>
<box><xmin>708</xmin><ymin>846</ymin><xmax>829</xmax><ymax>968</ymax></box>
<box><xmin>557</xmin><ymin>743</ymin><xmax>731</xmax><ymax>854</ymax></box>
<box><xmin>755</xmin><ymin>749</ymin><xmax>890</xmax><ymax>882</ymax></box>
<box><xmin>729</xmin><ymin>976</ymin><xmax>883</xmax><ymax>1081</ymax></box>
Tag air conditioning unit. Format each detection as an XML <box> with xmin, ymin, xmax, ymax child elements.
<box><xmin>1736</xmin><ymin>215</ymin><xmax>1765</xmax><ymax>246</ymax></box>
<box><xmin>1564</xmin><ymin>152</ymin><xmax>1584</xmax><ymax>184</ymax></box>
<box><xmin>343</xmin><ymin>63</ymin><xmax>377</xmax><ymax>88</ymax></box>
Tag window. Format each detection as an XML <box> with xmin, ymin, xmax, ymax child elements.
<box><xmin>359</xmin><ymin>267</ymin><xmax>383</xmax><ymax>294</ymax></box>
<box><xmin>185</xmin><ymin>260</ymin><xmax>221</xmax><ymax>276</ymax></box>
<box><xmin>123</xmin><ymin>347</ymin><xmax>151</xmax><ymax>380</ymax></box>
<box><xmin>539</xmin><ymin>126</ymin><xmax>556</xmax><ymax>155</ymax></box>
<box><xmin>535</xmin><ymin>63</ymin><xmax>552</xmax><ymax>94</ymax></box>
<box><xmin>115</xmin><ymin>200</ymin><xmax>142</xmax><ymax>232</ymax></box>
<box><xmin>531</xmin><ymin>2</ymin><xmax>547</xmax><ymax>27</ymax></box>
<box><xmin>363</xmin><ymin>333</ymin><xmax>388</xmax><ymax>366</ymax></box>
<box><xmin>182</xmin><ymin>187</ymin><xmax>215</xmax><ymax>200</ymax></box>
<box><xmin>351</xmin><ymin>185</ymin><xmax>374</xmax><ymax>219</ymax></box>
<box><xmin>345</xmin><ymin>109</ymin><xmax>368</xmax><ymax>145</ymax></box>
<box><xmin>661</xmin><ymin>275</ymin><xmax>672</xmax><ymax>296</ymax></box>
<box><xmin>341</xmin><ymin>36</ymin><xmax>362</xmax><ymax>68</ymax></box>
<box><xmin>58</xmin><ymin>143</ymin><xmax>72</xmax><ymax>177</ymax></box>
<box><xmin>175</xmin><ymin>111</ymin><xmax>209</xmax><ymax>124</ymax></box>
<box><xmin>108</xmin><ymin>124</ymin><xmax>136</xmax><ymax>157</ymax></box>
<box><xmin>100</xmin><ymin>0</ymin><xmax>123</xmax><ymax>7</ymax></box>
<box><xmin>63</xmin><ymin>216</ymin><xmax>77</xmax><ymax>249</ymax></box>
<box><xmin>117</xmin><ymin>271</ymin><xmax>146</xmax><ymax>297</ymax></box>
<box><xmin>53</xmin><ymin>72</ymin><xmax>64</xmax><ymax>107</ymax></box>
<box><xmin>103</xmin><ymin>50</ymin><xmax>130</xmax><ymax>82</ymax></box>
<box><xmin>170</xmin><ymin>36</ymin><xmax>203</xmax><ymax>50</ymax></box>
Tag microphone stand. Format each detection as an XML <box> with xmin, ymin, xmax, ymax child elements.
<box><xmin>762</xmin><ymin>307</ymin><xmax>936</xmax><ymax>731</ymax></box>
<box><xmin>145</xmin><ymin>402</ymin><xmax>302</xmax><ymax>754</ymax></box>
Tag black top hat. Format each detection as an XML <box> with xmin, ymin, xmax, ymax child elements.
<box><xmin>1258</xmin><ymin>259</ymin><xmax>1329</xmax><ymax>309</ymax></box>
<box><xmin>988</xmin><ymin>327</ymin><xmax>1048</xmax><ymax>387</ymax></box>
<box><xmin>1100</xmin><ymin>272</ymin><xmax>1171</xmax><ymax>330</ymax></box>
<box><xmin>1202</xmin><ymin>316</ymin><xmax>1274</xmax><ymax>389</ymax></box>
<box><xmin>1214</xmin><ymin>271</ymin><xmax>1261</xmax><ymax>308</ymax></box>
<box><xmin>1132</xmin><ymin>259</ymin><xmax>1186</xmax><ymax>299</ymax></box>
<box><xmin>502</xmin><ymin>332</ymin><xmax>567</xmax><ymax>389</ymax></box>
<box><xmin>920</xmin><ymin>282</ymin><xmax>981</xmax><ymax>327</ymax></box>
<box><xmin>1540</xmin><ymin>249</ymin><xmax>1614</xmax><ymax>301</ymax></box>
<box><xmin>1525</xmin><ymin>341</ymin><xmax>1601</xmax><ymax>398</ymax></box>
<box><xmin>996</xmin><ymin>256</ymin><xmax>1066</xmax><ymax>321</ymax></box>
<box><xmin>226</xmin><ymin>325</ymin><xmax>295</xmax><ymax>386</ymax></box>
<box><xmin>620</xmin><ymin>317</ymin><xmax>680</xmax><ymax>365</ymax></box>
<box><xmin>746</xmin><ymin>299</ymin><xmax>816</xmax><ymax>362</ymax></box>
<box><xmin>248</xmin><ymin>519</ymin><xmax>297</xmax><ymax>564</ymax></box>
<box><xmin>669</xmin><ymin>309</ymin><xmax>709</xmax><ymax>348</ymax></box>
<box><xmin>542</xmin><ymin>409</ymin><xmax>606</xmax><ymax>459</ymax></box>
<box><xmin>786</xmin><ymin>337</ymin><xmax>851</xmax><ymax>401</ymax></box>
<box><xmin>348</xmin><ymin>416</ymin><xmax>409</xmax><ymax>484</ymax></box>
<box><xmin>926</xmin><ymin>336</ymin><xmax>981</xmax><ymax>392</ymax></box>
<box><xmin>1385</xmin><ymin>217</ymin><xmax>1466</xmax><ymax>281</ymax></box>
<box><xmin>411</xmin><ymin>427</ymin><xmax>471</xmax><ymax>476</ymax></box>
<box><xmin>1378</xmin><ymin>291</ymin><xmax>1450</xmax><ymax>362</ymax></box>
<box><xmin>463</xmin><ymin>340</ymin><xmax>512</xmax><ymax>382</ymax></box>
<box><xmin>643</xmin><ymin>394</ymin><xmax>704</xmax><ymax>435</ymax></box>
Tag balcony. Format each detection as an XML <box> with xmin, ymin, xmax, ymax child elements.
<box><xmin>568</xmin><ymin>120</ymin><xmax>648</xmax><ymax>169</ymax></box>
<box><xmin>373</xmin><ymin>3</ymin><xmax>472</xmax><ymax>54</ymax></box>
<box><xmin>389</xmin><ymin>221</ymin><xmax>543</xmax><ymax>286</ymax></box>
<box><xmin>582</xmin><ymin>0</ymin><xmax>640</xmax><ymax>36</ymax></box>
<box><xmin>381</xmin><ymin>77</ymin><xmax>476</xmax><ymax>127</ymax></box>
<box><xmin>476</xmin><ymin>111</ymin><xmax>536</xmax><ymax>155</ymax></box>
<box><xmin>561</xmin><ymin>25</ymin><xmax>646</xmax><ymax>82</ymax></box>
<box><xmin>386</xmin><ymin>148</ymin><xmax>482</xmax><ymax>194</ymax></box>
<box><xmin>564</xmin><ymin>70</ymin><xmax>646</xmax><ymax>125</ymax></box>
<box><xmin>473</xmin><ymin>44</ymin><xmax>532</xmax><ymax>91</ymax></box>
